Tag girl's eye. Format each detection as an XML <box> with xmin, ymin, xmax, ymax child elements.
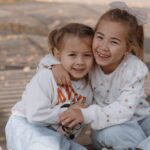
<box><xmin>97</xmin><ymin>36</ymin><xmax>103</xmax><ymax>40</ymax></box>
<box><xmin>68</xmin><ymin>54</ymin><xmax>76</xmax><ymax>56</ymax></box>
<box><xmin>111</xmin><ymin>41</ymin><xmax>119</xmax><ymax>45</ymax></box>
<box><xmin>84</xmin><ymin>54</ymin><xmax>93</xmax><ymax>57</ymax></box>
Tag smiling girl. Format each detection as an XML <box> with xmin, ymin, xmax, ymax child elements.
<box><xmin>5</xmin><ymin>23</ymin><xmax>94</xmax><ymax>150</ymax></box>
<box><xmin>45</xmin><ymin>2</ymin><xmax>150</xmax><ymax>150</ymax></box>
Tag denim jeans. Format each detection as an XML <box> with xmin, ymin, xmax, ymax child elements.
<box><xmin>5</xmin><ymin>115</ymin><xmax>87</xmax><ymax>150</ymax></box>
<box><xmin>91</xmin><ymin>116</ymin><xmax>150</xmax><ymax>150</ymax></box>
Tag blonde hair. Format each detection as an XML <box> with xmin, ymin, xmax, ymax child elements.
<box><xmin>95</xmin><ymin>9</ymin><xmax>144</xmax><ymax>60</ymax></box>
<box><xmin>48</xmin><ymin>23</ymin><xmax>94</xmax><ymax>55</ymax></box>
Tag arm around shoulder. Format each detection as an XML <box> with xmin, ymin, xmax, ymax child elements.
<box><xmin>37</xmin><ymin>54</ymin><xmax>61</xmax><ymax>72</ymax></box>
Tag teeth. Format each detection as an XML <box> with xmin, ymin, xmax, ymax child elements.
<box><xmin>97</xmin><ymin>52</ymin><xmax>109</xmax><ymax>58</ymax></box>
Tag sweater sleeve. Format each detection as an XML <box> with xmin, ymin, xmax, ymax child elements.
<box><xmin>81</xmin><ymin>59</ymin><xmax>148</xmax><ymax>130</ymax></box>
<box><xmin>23</xmin><ymin>69</ymin><xmax>66</xmax><ymax>126</ymax></box>
<box><xmin>37</xmin><ymin>54</ymin><xmax>61</xmax><ymax>72</ymax></box>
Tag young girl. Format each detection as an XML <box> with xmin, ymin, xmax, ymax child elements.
<box><xmin>45</xmin><ymin>2</ymin><xmax>150</xmax><ymax>150</ymax></box>
<box><xmin>5</xmin><ymin>23</ymin><xmax>94</xmax><ymax>150</ymax></box>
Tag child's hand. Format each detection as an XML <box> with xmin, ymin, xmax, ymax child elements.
<box><xmin>52</xmin><ymin>64</ymin><xmax>71</xmax><ymax>86</ymax></box>
<box><xmin>69</xmin><ymin>103</ymin><xmax>87</xmax><ymax>109</ymax></box>
<box><xmin>59</xmin><ymin>108</ymin><xmax>84</xmax><ymax>128</ymax></box>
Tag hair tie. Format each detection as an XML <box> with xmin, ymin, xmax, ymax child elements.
<box><xmin>109</xmin><ymin>1</ymin><xmax>148</xmax><ymax>25</ymax></box>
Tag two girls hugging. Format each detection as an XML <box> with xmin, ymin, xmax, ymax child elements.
<box><xmin>6</xmin><ymin>1</ymin><xmax>150</xmax><ymax>150</ymax></box>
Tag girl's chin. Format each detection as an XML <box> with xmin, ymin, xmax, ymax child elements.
<box><xmin>70</xmin><ymin>77</ymin><xmax>80</xmax><ymax>81</ymax></box>
<box><xmin>95</xmin><ymin>57</ymin><xmax>109</xmax><ymax>65</ymax></box>
<box><xmin>70</xmin><ymin>74</ymin><xmax>85</xmax><ymax>81</ymax></box>
<box><xmin>95</xmin><ymin>60</ymin><xmax>105</xmax><ymax>65</ymax></box>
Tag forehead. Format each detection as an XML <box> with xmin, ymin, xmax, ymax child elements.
<box><xmin>96</xmin><ymin>19</ymin><xmax>128</xmax><ymax>39</ymax></box>
<box><xmin>62</xmin><ymin>36</ymin><xmax>92</xmax><ymax>51</ymax></box>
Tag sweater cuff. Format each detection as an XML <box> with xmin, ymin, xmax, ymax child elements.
<box><xmin>81</xmin><ymin>107</ymin><xmax>93</xmax><ymax>124</ymax></box>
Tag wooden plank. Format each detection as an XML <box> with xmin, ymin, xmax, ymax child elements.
<box><xmin>0</xmin><ymin>69</ymin><xmax>35</xmax><ymax>150</ymax></box>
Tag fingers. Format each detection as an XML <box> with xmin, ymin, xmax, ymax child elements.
<box><xmin>70</xmin><ymin>103</ymin><xmax>86</xmax><ymax>109</ymax></box>
<box><xmin>59</xmin><ymin>111</ymin><xmax>70</xmax><ymax>123</ymax></box>
<box><xmin>52</xmin><ymin>64</ymin><xmax>71</xmax><ymax>86</ymax></box>
<box><xmin>59</xmin><ymin>109</ymin><xmax>84</xmax><ymax>127</ymax></box>
<box><xmin>61</xmin><ymin>117</ymin><xmax>74</xmax><ymax>127</ymax></box>
<box><xmin>59</xmin><ymin>111</ymin><xmax>74</xmax><ymax>126</ymax></box>
<box><xmin>61</xmin><ymin>76</ymin><xmax>70</xmax><ymax>86</ymax></box>
<box><xmin>66</xmin><ymin>74</ymin><xmax>71</xmax><ymax>86</ymax></box>
<box><xmin>60</xmin><ymin>114</ymin><xmax>81</xmax><ymax>128</ymax></box>
<box><xmin>60</xmin><ymin>74</ymin><xmax>71</xmax><ymax>86</ymax></box>
<box><xmin>67</xmin><ymin>119</ymin><xmax>81</xmax><ymax>128</ymax></box>
<box><xmin>56</xmin><ymin>76</ymin><xmax>63</xmax><ymax>85</ymax></box>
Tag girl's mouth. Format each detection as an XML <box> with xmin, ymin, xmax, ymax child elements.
<box><xmin>96</xmin><ymin>51</ymin><xmax>110</xmax><ymax>58</ymax></box>
<box><xmin>73</xmin><ymin>68</ymin><xmax>85</xmax><ymax>72</ymax></box>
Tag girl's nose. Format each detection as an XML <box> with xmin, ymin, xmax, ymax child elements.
<box><xmin>100</xmin><ymin>40</ymin><xmax>108</xmax><ymax>51</ymax></box>
<box><xmin>76</xmin><ymin>56</ymin><xmax>84</xmax><ymax>64</ymax></box>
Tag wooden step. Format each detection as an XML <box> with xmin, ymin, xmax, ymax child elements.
<box><xmin>0</xmin><ymin>69</ymin><xmax>35</xmax><ymax>150</ymax></box>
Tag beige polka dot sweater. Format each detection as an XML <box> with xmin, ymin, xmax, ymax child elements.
<box><xmin>81</xmin><ymin>54</ymin><xmax>150</xmax><ymax>130</ymax></box>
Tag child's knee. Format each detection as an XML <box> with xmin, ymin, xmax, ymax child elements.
<box><xmin>92</xmin><ymin>126</ymin><xmax>123</xmax><ymax>146</ymax></box>
<box><xmin>140</xmin><ymin>116</ymin><xmax>150</xmax><ymax>136</ymax></box>
<box><xmin>91</xmin><ymin>123</ymin><xmax>146</xmax><ymax>150</ymax></box>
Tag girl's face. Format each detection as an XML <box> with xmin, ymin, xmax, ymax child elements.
<box><xmin>56</xmin><ymin>36</ymin><xmax>93</xmax><ymax>80</ymax></box>
<box><xmin>92</xmin><ymin>19</ymin><xmax>128</xmax><ymax>74</ymax></box>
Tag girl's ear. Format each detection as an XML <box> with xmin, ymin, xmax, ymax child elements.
<box><xmin>53</xmin><ymin>48</ymin><xmax>61</xmax><ymax>60</ymax></box>
<box><xmin>124</xmin><ymin>51</ymin><xmax>129</xmax><ymax>57</ymax></box>
<box><xmin>124</xmin><ymin>42</ymin><xmax>131</xmax><ymax>56</ymax></box>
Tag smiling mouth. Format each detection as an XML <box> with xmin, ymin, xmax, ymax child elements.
<box><xmin>73</xmin><ymin>68</ymin><xmax>85</xmax><ymax>72</ymax></box>
<box><xmin>96</xmin><ymin>51</ymin><xmax>110</xmax><ymax>58</ymax></box>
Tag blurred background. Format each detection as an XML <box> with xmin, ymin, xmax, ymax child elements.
<box><xmin>0</xmin><ymin>0</ymin><xmax>150</xmax><ymax>149</ymax></box>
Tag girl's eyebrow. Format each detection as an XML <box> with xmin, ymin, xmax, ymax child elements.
<box><xmin>96</xmin><ymin>32</ymin><xmax>104</xmax><ymax>36</ymax></box>
<box><xmin>66</xmin><ymin>50</ymin><xmax>78</xmax><ymax>52</ymax></box>
<box><xmin>96</xmin><ymin>31</ymin><xmax>121</xmax><ymax>42</ymax></box>
<box><xmin>111</xmin><ymin>37</ymin><xmax>121</xmax><ymax>42</ymax></box>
